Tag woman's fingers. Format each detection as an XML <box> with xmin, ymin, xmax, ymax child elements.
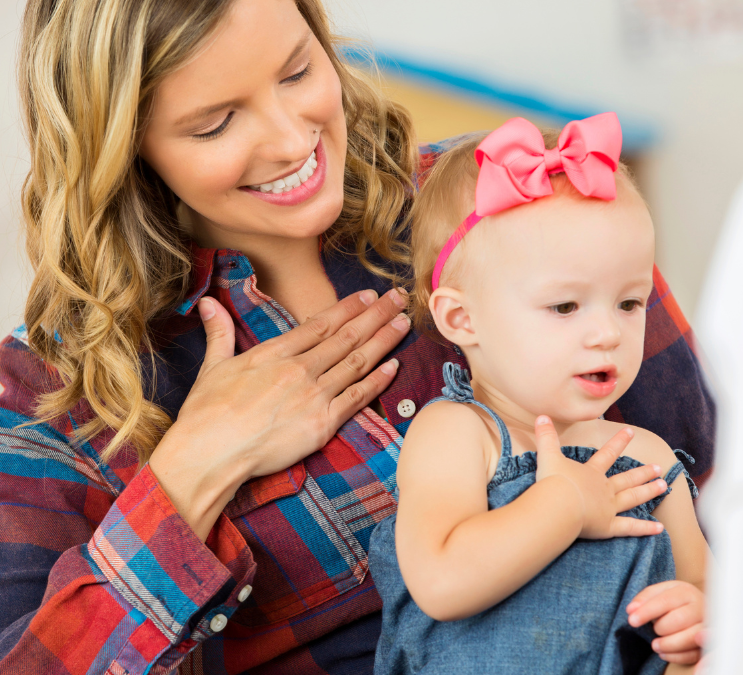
<box><xmin>198</xmin><ymin>298</ymin><xmax>236</xmax><ymax>371</ymax></box>
<box><xmin>587</xmin><ymin>427</ymin><xmax>635</xmax><ymax>473</ymax></box>
<box><xmin>609</xmin><ymin>515</ymin><xmax>664</xmax><ymax>538</ymax></box>
<box><xmin>317</xmin><ymin>311</ymin><xmax>410</xmax><ymax>394</ymax></box>
<box><xmin>258</xmin><ymin>288</ymin><xmax>397</xmax><ymax>362</ymax></box>
<box><xmin>309</xmin><ymin>288</ymin><xmax>409</xmax><ymax>379</ymax></box>
<box><xmin>328</xmin><ymin>359</ymin><xmax>401</xmax><ymax>425</ymax></box>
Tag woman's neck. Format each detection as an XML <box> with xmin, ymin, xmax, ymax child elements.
<box><xmin>186</xmin><ymin>210</ymin><xmax>338</xmax><ymax>323</ymax></box>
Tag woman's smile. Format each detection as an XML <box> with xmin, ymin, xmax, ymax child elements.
<box><xmin>240</xmin><ymin>137</ymin><xmax>326</xmax><ymax>206</ymax></box>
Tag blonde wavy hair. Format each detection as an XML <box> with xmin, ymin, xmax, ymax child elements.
<box><xmin>19</xmin><ymin>0</ymin><xmax>418</xmax><ymax>464</ymax></box>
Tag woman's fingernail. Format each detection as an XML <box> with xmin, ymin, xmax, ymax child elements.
<box><xmin>625</xmin><ymin>428</ymin><xmax>634</xmax><ymax>438</ymax></box>
<box><xmin>198</xmin><ymin>298</ymin><xmax>216</xmax><ymax>321</ymax></box>
<box><xmin>536</xmin><ymin>415</ymin><xmax>550</xmax><ymax>426</ymax></box>
<box><xmin>628</xmin><ymin>613</ymin><xmax>639</xmax><ymax>627</ymax></box>
<box><xmin>657</xmin><ymin>480</ymin><xmax>667</xmax><ymax>491</ymax></box>
<box><xmin>653</xmin><ymin>464</ymin><xmax>661</xmax><ymax>475</ymax></box>
<box><xmin>381</xmin><ymin>359</ymin><xmax>399</xmax><ymax>376</ymax></box>
<box><xmin>626</xmin><ymin>602</ymin><xmax>638</xmax><ymax>613</ymax></box>
<box><xmin>392</xmin><ymin>313</ymin><xmax>411</xmax><ymax>330</ymax></box>
<box><xmin>359</xmin><ymin>290</ymin><xmax>378</xmax><ymax>306</ymax></box>
<box><xmin>390</xmin><ymin>287</ymin><xmax>409</xmax><ymax>309</ymax></box>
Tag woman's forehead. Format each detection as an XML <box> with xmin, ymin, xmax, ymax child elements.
<box><xmin>152</xmin><ymin>0</ymin><xmax>311</xmax><ymax>124</ymax></box>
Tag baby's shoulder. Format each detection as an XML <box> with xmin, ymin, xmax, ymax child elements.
<box><xmin>410</xmin><ymin>399</ymin><xmax>491</xmax><ymax>437</ymax></box>
<box><xmin>597</xmin><ymin>420</ymin><xmax>678</xmax><ymax>473</ymax></box>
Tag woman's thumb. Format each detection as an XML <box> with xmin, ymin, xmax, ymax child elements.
<box><xmin>198</xmin><ymin>297</ymin><xmax>235</xmax><ymax>366</ymax></box>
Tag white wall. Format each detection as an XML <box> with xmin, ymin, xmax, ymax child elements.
<box><xmin>0</xmin><ymin>0</ymin><xmax>30</xmax><ymax>339</ymax></box>
<box><xmin>325</xmin><ymin>0</ymin><xmax>743</xmax><ymax>322</ymax></box>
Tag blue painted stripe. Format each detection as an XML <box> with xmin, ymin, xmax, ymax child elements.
<box><xmin>341</xmin><ymin>46</ymin><xmax>657</xmax><ymax>152</ymax></box>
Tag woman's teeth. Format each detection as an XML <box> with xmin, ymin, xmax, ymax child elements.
<box><xmin>582</xmin><ymin>372</ymin><xmax>607</xmax><ymax>383</ymax></box>
<box><xmin>248</xmin><ymin>151</ymin><xmax>318</xmax><ymax>194</ymax></box>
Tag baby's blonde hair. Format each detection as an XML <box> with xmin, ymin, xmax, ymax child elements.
<box><xmin>410</xmin><ymin>126</ymin><xmax>638</xmax><ymax>339</ymax></box>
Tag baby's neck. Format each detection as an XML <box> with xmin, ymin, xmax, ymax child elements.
<box><xmin>470</xmin><ymin>378</ymin><xmax>605</xmax><ymax>455</ymax></box>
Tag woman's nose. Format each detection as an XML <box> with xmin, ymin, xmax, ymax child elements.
<box><xmin>251</xmin><ymin>94</ymin><xmax>314</xmax><ymax>165</ymax></box>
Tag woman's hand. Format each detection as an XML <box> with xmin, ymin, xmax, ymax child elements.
<box><xmin>149</xmin><ymin>288</ymin><xmax>410</xmax><ymax>541</ymax></box>
<box><xmin>534</xmin><ymin>416</ymin><xmax>667</xmax><ymax>540</ymax></box>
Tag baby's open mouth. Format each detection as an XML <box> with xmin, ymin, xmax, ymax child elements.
<box><xmin>580</xmin><ymin>372</ymin><xmax>609</xmax><ymax>383</ymax></box>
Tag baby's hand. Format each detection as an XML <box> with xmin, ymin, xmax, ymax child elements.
<box><xmin>627</xmin><ymin>580</ymin><xmax>705</xmax><ymax>665</ymax></box>
<box><xmin>534</xmin><ymin>416</ymin><xmax>667</xmax><ymax>539</ymax></box>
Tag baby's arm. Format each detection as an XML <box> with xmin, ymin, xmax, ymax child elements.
<box><xmin>395</xmin><ymin>403</ymin><xmax>666</xmax><ymax>622</ymax></box>
<box><xmin>624</xmin><ymin>430</ymin><xmax>708</xmax><ymax>668</ymax></box>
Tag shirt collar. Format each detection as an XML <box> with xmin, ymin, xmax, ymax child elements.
<box><xmin>176</xmin><ymin>240</ymin><xmax>257</xmax><ymax>316</ymax></box>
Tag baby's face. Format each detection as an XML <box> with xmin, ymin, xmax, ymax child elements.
<box><xmin>461</xmin><ymin>176</ymin><xmax>655</xmax><ymax>424</ymax></box>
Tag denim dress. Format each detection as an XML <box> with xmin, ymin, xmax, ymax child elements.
<box><xmin>369</xmin><ymin>363</ymin><xmax>697</xmax><ymax>675</ymax></box>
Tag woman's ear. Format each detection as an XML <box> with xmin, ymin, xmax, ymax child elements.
<box><xmin>429</xmin><ymin>287</ymin><xmax>478</xmax><ymax>347</ymax></box>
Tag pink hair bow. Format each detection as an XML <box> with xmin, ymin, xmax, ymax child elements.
<box><xmin>431</xmin><ymin>113</ymin><xmax>623</xmax><ymax>291</ymax></box>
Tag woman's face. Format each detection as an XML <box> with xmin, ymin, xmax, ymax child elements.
<box><xmin>140</xmin><ymin>0</ymin><xmax>347</xmax><ymax>250</ymax></box>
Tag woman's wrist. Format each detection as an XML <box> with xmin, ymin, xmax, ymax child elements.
<box><xmin>533</xmin><ymin>475</ymin><xmax>585</xmax><ymax>539</ymax></box>
<box><xmin>149</xmin><ymin>422</ymin><xmax>250</xmax><ymax>542</ymax></box>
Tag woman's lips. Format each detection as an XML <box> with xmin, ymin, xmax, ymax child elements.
<box><xmin>573</xmin><ymin>370</ymin><xmax>618</xmax><ymax>397</ymax></box>
<box><xmin>238</xmin><ymin>139</ymin><xmax>327</xmax><ymax>207</ymax></box>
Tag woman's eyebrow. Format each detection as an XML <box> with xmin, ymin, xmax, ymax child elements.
<box><xmin>173</xmin><ymin>30</ymin><xmax>313</xmax><ymax>129</ymax></box>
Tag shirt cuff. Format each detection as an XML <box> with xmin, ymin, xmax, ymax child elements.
<box><xmin>88</xmin><ymin>463</ymin><xmax>256</xmax><ymax>645</ymax></box>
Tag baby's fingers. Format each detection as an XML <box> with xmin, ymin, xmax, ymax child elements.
<box><xmin>609</xmin><ymin>516</ymin><xmax>664</xmax><ymax>538</ymax></box>
<box><xmin>610</xmin><ymin>463</ymin><xmax>662</xmax><ymax>495</ymax></box>
<box><xmin>587</xmin><ymin>427</ymin><xmax>635</xmax><ymax>473</ymax></box>
<box><xmin>628</xmin><ymin>582</ymin><xmax>700</xmax><ymax>629</ymax></box>
<box><xmin>613</xmin><ymin>476</ymin><xmax>667</xmax><ymax>513</ymax></box>
<box><xmin>658</xmin><ymin>648</ymin><xmax>702</xmax><ymax>665</ymax></box>
<box><xmin>652</xmin><ymin>623</ymin><xmax>705</xmax><ymax>657</ymax></box>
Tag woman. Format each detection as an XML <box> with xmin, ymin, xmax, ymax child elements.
<box><xmin>0</xmin><ymin>0</ymin><xmax>714</xmax><ymax>672</ymax></box>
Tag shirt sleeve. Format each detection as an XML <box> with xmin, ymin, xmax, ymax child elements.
<box><xmin>0</xmin><ymin>412</ymin><xmax>256</xmax><ymax>674</ymax></box>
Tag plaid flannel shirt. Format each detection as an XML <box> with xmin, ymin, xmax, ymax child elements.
<box><xmin>0</xmin><ymin>142</ymin><xmax>715</xmax><ymax>674</ymax></box>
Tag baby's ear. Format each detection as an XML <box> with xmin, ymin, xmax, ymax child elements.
<box><xmin>429</xmin><ymin>287</ymin><xmax>478</xmax><ymax>347</ymax></box>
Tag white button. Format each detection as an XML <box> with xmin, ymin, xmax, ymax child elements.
<box><xmin>397</xmin><ymin>399</ymin><xmax>416</xmax><ymax>418</ymax></box>
<box><xmin>210</xmin><ymin>614</ymin><xmax>228</xmax><ymax>632</ymax></box>
<box><xmin>238</xmin><ymin>585</ymin><xmax>253</xmax><ymax>603</ymax></box>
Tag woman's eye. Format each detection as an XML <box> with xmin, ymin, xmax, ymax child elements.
<box><xmin>619</xmin><ymin>300</ymin><xmax>641</xmax><ymax>312</ymax></box>
<box><xmin>193</xmin><ymin>112</ymin><xmax>234</xmax><ymax>141</ymax></box>
<box><xmin>551</xmin><ymin>302</ymin><xmax>577</xmax><ymax>315</ymax></box>
<box><xmin>282</xmin><ymin>62</ymin><xmax>313</xmax><ymax>85</ymax></box>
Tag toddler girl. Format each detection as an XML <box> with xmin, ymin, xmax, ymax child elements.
<box><xmin>369</xmin><ymin>114</ymin><xmax>708</xmax><ymax>674</ymax></box>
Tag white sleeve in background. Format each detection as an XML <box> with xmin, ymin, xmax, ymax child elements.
<box><xmin>695</xmin><ymin>178</ymin><xmax>743</xmax><ymax>675</ymax></box>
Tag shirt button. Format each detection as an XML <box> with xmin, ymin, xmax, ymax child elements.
<box><xmin>397</xmin><ymin>399</ymin><xmax>416</xmax><ymax>418</ymax></box>
<box><xmin>238</xmin><ymin>585</ymin><xmax>253</xmax><ymax>603</ymax></box>
<box><xmin>210</xmin><ymin>614</ymin><xmax>228</xmax><ymax>633</ymax></box>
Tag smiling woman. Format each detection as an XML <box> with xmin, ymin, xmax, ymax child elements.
<box><xmin>0</xmin><ymin>0</ymin><xmax>715</xmax><ymax>673</ymax></box>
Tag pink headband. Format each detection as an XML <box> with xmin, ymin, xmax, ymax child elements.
<box><xmin>431</xmin><ymin>113</ymin><xmax>623</xmax><ymax>291</ymax></box>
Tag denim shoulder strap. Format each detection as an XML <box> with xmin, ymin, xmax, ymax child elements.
<box><xmin>422</xmin><ymin>362</ymin><xmax>513</xmax><ymax>458</ymax></box>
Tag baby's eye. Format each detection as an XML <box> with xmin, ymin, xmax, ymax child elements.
<box><xmin>551</xmin><ymin>302</ymin><xmax>577</xmax><ymax>315</ymax></box>
<box><xmin>619</xmin><ymin>300</ymin><xmax>641</xmax><ymax>312</ymax></box>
